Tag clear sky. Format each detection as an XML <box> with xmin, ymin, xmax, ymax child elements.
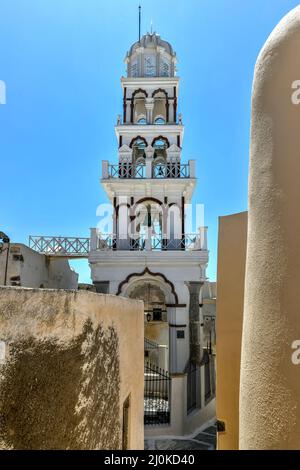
<box><xmin>0</xmin><ymin>0</ymin><xmax>299</xmax><ymax>283</ymax></box>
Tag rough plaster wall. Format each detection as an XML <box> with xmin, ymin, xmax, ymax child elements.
<box><xmin>240</xmin><ymin>6</ymin><xmax>300</xmax><ymax>449</ymax></box>
<box><xmin>0</xmin><ymin>287</ymin><xmax>144</xmax><ymax>450</ymax></box>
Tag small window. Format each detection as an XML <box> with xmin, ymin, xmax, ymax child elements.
<box><xmin>137</xmin><ymin>118</ymin><xmax>147</xmax><ymax>125</ymax></box>
<box><xmin>177</xmin><ymin>330</ymin><xmax>185</xmax><ymax>339</ymax></box>
<box><xmin>153</xmin><ymin>308</ymin><xmax>163</xmax><ymax>322</ymax></box>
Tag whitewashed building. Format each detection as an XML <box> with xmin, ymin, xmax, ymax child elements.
<box><xmin>89</xmin><ymin>32</ymin><xmax>215</xmax><ymax>435</ymax></box>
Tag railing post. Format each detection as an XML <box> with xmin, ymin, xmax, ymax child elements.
<box><xmin>146</xmin><ymin>158</ymin><xmax>152</xmax><ymax>178</ymax></box>
<box><xmin>90</xmin><ymin>228</ymin><xmax>98</xmax><ymax>251</ymax></box>
<box><xmin>199</xmin><ymin>226</ymin><xmax>208</xmax><ymax>250</ymax></box>
<box><xmin>102</xmin><ymin>160</ymin><xmax>109</xmax><ymax>179</ymax></box>
<box><xmin>188</xmin><ymin>159</ymin><xmax>196</xmax><ymax>178</ymax></box>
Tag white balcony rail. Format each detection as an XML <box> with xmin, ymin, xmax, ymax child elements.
<box><xmin>29</xmin><ymin>236</ymin><xmax>90</xmax><ymax>257</ymax></box>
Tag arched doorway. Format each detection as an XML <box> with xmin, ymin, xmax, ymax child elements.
<box><xmin>118</xmin><ymin>268</ymin><xmax>179</xmax><ymax>372</ymax></box>
<box><xmin>127</xmin><ymin>280</ymin><xmax>169</xmax><ymax>371</ymax></box>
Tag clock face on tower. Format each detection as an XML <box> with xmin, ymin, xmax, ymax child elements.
<box><xmin>144</xmin><ymin>55</ymin><xmax>156</xmax><ymax>76</ymax></box>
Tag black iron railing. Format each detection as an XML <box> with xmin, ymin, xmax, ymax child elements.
<box><xmin>96</xmin><ymin>234</ymin><xmax>202</xmax><ymax>252</ymax></box>
<box><xmin>108</xmin><ymin>163</ymin><xmax>146</xmax><ymax>179</ymax></box>
<box><xmin>107</xmin><ymin>162</ymin><xmax>190</xmax><ymax>179</ymax></box>
<box><xmin>144</xmin><ymin>362</ymin><xmax>170</xmax><ymax>426</ymax></box>
<box><xmin>153</xmin><ymin>163</ymin><xmax>190</xmax><ymax>179</ymax></box>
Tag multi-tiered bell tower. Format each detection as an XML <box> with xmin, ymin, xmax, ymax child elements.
<box><xmin>89</xmin><ymin>32</ymin><xmax>209</xmax><ymax>380</ymax></box>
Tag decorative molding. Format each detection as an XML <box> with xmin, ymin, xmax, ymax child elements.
<box><xmin>116</xmin><ymin>266</ymin><xmax>179</xmax><ymax>304</ymax></box>
<box><xmin>132</xmin><ymin>88</ymin><xmax>148</xmax><ymax>98</ymax></box>
<box><xmin>152</xmin><ymin>135</ymin><xmax>170</xmax><ymax>148</ymax></box>
<box><xmin>152</xmin><ymin>88</ymin><xmax>168</xmax><ymax>98</ymax></box>
<box><xmin>129</xmin><ymin>136</ymin><xmax>148</xmax><ymax>148</ymax></box>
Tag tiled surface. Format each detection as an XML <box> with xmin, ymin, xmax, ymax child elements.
<box><xmin>145</xmin><ymin>423</ymin><xmax>217</xmax><ymax>450</ymax></box>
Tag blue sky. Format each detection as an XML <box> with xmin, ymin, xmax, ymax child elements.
<box><xmin>0</xmin><ymin>0</ymin><xmax>299</xmax><ymax>283</ymax></box>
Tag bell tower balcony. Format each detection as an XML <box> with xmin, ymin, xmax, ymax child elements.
<box><xmin>90</xmin><ymin>227</ymin><xmax>208</xmax><ymax>253</ymax></box>
<box><xmin>102</xmin><ymin>159</ymin><xmax>196</xmax><ymax>180</ymax></box>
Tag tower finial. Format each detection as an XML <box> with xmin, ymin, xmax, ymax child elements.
<box><xmin>150</xmin><ymin>20</ymin><xmax>153</xmax><ymax>35</ymax></box>
<box><xmin>139</xmin><ymin>5</ymin><xmax>141</xmax><ymax>42</ymax></box>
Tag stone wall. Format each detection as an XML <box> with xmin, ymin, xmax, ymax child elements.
<box><xmin>0</xmin><ymin>287</ymin><xmax>144</xmax><ymax>450</ymax></box>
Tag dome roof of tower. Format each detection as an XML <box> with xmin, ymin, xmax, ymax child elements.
<box><xmin>128</xmin><ymin>33</ymin><xmax>175</xmax><ymax>57</ymax></box>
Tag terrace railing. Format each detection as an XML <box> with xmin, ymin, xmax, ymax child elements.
<box><xmin>94</xmin><ymin>233</ymin><xmax>204</xmax><ymax>252</ymax></box>
<box><xmin>108</xmin><ymin>163</ymin><xmax>146</xmax><ymax>179</ymax></box>
<box><xmin>153</xmin><ymin>163</ymin><xmax>190</xmax><ymax>179</ymax></box>
<box><xmin>29</xmin><ymin>236</ymin><xmax>90</xmax><ymax>258</ymax></box>
<box><xmin>103</xmin><ymin>161</ymin><xmax>193</xmax><ymax>179</ymax></box>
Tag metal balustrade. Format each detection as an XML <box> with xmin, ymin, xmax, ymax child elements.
<box><xmin>29</xmin><ymin>236</ymin><xmax>90</xmax><ymax>257</ymax></box>
<box><xmin>107</xmin><ymin>162</ymin><xmax>190</xmax><ymax>179</ymax></box>
<box><xmin>153</xmin><ymin>163</ymin><xmax>190</xmax><ymax>179</ymax></box>
<box><xmin>108</xmin><ymin>163</ymin><xmax>146</xmax><ymax>179</ymax></box>
<box><xmin>95</xmin><ymin>233</ymin><xmax>203</xmax><ymax>252</ymax></box>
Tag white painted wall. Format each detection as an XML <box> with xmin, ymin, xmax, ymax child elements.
<box><xmin>0</xmin><ymin>244</ymin><xmax>78</xmax><ymax>290</ymax></box>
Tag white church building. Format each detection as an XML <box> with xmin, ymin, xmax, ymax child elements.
<box><xmin>89</xmin><ymin>32</ymin><xmax>216</xmax><ymax>435</ymax></box>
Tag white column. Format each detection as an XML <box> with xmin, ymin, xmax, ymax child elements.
<box><xmin>145</xmin><ymin>99</ymin><xmax>154</xmax><ymax>124</ymax></box>
<box><xmin>145</xmin><ymin>146</ymin><xmax>154</xmax><ymax>178</ymax></box>
<box><xmin>168</xmin><ymin>98</ymin><xmax>175</xmax><ymax>123</ymax></box>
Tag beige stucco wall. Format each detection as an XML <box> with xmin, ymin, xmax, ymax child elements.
<box><xmin>0</xmin><ymin>287</ymin><xmax>144</xmax><ymax>450</ymax></box>
<box><xmin>0</xmin><ymin>244</ymin><xmax>78</xmax><ymax>289</ymax></box>
<box><xmin>240</xmin><ymin>5</ymin><xmax>300</xmax><ymax>450</ymax></box>
<box><xmin>216</xmin><ymin>212</ymin><xmax>247</xmax><ymax>450</ymax></box>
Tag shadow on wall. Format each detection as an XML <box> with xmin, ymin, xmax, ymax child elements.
<box><xmin>0</xmin><ymin>319</ymin><xmax>120</xmax><ymax>450</ymax></box>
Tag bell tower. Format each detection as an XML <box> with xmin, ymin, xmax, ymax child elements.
<box><xmin>90</xmin><ymin>31</ymin><xmax>209</xmax><ymax>378</ymax></box>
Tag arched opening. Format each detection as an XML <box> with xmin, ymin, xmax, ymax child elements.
<box><xmin>132</xmin><ymin>89</ymin><xmax>148</xmax><ymax>124</ymax></box>
<box><xmin>130</xmin><ymin>137</ymin><xmax>147</xmax><ymax>177</ymax></box>
<box><xmin>154</xmin><ymin>116</ymin><xmax>166</xmax><ymax>125</ymax></box>
<box><xmin>119</xmin><ymin>270</ymin><xmax>179</xmax><ymax>372</ymax></box>
<box><xmin>130</xmin><ymin>282</ymin><xmax>169</xmax><ymax>368</ymax></box>
<box><xmin>137</xmin><ymin>116</ymin><xmax>147</xmax><ymax>125</ymax></box>
<box><xmin>152</xmin><ymin>137</ymin><xmax>169</xmax><ymax>178</ymax></box>
<box><xmin>131</xmin><ymin>199</ymin><xmax>163</xmax><ymax>250</ymax></box>
<box><xmin>152</xmin><ymin>89</ymin><xmax>168</xmax><ymax>123</ymax></box>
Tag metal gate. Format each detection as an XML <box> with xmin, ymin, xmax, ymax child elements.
<box><xmin>144</xmin><ymin>362</ymin><xmax>171</xmax><ymax>426</ymax></box>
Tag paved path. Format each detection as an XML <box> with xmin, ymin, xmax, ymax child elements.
<box><xmin>145</xmin><ymin>423</ymin><xmax>217</xmax><ymax>450</ymax></box>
